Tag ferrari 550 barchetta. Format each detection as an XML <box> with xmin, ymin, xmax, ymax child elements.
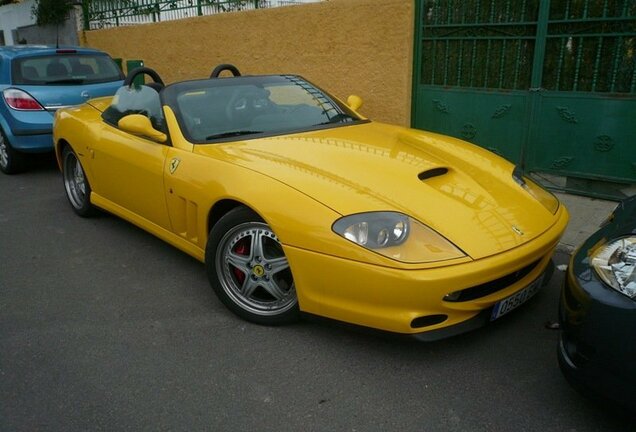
<box><xmin>53</xmin><ymin>65</ymin><xmax>568</xmax><ymax>340</ymax></box>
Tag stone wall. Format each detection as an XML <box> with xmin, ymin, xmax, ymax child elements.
<box><xmin>82</xmin><ymin>0</ymin><xmax>414</xmax><ymax>125</ymax></box>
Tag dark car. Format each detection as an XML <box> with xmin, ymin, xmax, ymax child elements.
<box><xmin>558</xmin><ymin>195</ymin><xmax>636</xmax><ymax>409</ymax></box>
<box><xmin>0</xmin><ymin>45</ymin><xmax>124</xmax><ymax>174</ymax></box>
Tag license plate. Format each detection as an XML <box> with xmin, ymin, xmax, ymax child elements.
<box><xmin>490</xmin><ymin>274</ymin><xmax>544</xmax><ymax>321</ymax></box>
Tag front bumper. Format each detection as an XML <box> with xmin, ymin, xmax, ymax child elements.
<box><xmin>558</xmin><ymin>247</ymin><xmax>636</xmax><ymax>409</ymax></box>
<box><xmin>412</xmin><ymin>259</ymin><xmax>554</xmax><ymax>341</ymax></box>
<box><xmin>286</xmin><ymin>206</ymin><xmax>567</xmax><ymax>337</ymax></box>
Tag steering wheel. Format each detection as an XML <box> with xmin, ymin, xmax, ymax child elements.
<box><xmin>124</xmin><ymin>67</ymin><xmax>165</xmax><ymax>88</ymax></box>
<box><xmin>225</xmin><ymin>89</ymin><xmax>251</xmax><ymax>124</ymax></box>
<box><xmin>210</xmin><ymin>64</ymin><xmax>242</xmax><ymax>78</ymax></box>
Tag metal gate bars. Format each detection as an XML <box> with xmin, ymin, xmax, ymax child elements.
<box><xmin>412</xmin><ymin>0</ymin><xmax>636</xmax><ymax>198</ymax></box>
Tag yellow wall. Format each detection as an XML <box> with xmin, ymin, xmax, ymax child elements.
<box><xmin>82</xmin><ymin>0</ymin><xmax>414</xmax><ymax>126</ymax></box>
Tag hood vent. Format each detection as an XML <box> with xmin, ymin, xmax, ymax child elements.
<box><xmin>418</xmin><ymin>167</ymin><xmax>448</xmax><ymax>181</ymax></box>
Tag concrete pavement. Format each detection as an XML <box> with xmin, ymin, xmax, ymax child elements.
<box><xmin>555</xmin><ymin>192</ymin><xmax>619</xmax><ymax>253</ymax></box>
<box><xmin>3</xmin><ymin>166</ymin><xmax>635</xmax><ymax>432</ymax></box>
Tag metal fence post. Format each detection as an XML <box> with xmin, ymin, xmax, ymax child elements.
<box><xmin>410</xmin><ymin>0</ymin><xmax>423</xmax><ymax>128</ymax></box>
<box><xmin>82</xmin><ymin>0</ymin><xmax>90</xmax><ymax>30</ymax></box>
<box><xmin>520</xmin><ymin>0</ymin><xmax>551</xmax><ymax>170</ymax></box>
<box><xmin>530</xmin><ymin>0</ymin><xmax>551</xmax><ymax>90</ymax></box>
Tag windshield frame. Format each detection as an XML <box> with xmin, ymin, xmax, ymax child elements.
<box><xmin>161</xmin><ymin>75</ymin><xmax>369</xmax><ymax>144</ymax></box>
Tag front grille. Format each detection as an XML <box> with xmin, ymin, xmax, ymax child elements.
<box><xmin>445</xmin><ymin>259</ymin><xmax>541</xmax><ymax>302</ymax></box>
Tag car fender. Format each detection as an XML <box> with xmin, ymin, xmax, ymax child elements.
<box><xmin>53</xmin><ymin>103</ymin><xmax>100</xmax><ymax>179</ymax></box>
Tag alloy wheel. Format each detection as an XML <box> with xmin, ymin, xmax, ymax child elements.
<box><xmin>216</xmin><ymin>222</ymin><xmax>296</xmax><ymax>317</ymax></box>
<box><xmin>63</xmin><ymin>151</ymin><xmax>87</xmax><ymax>210</ymax></box>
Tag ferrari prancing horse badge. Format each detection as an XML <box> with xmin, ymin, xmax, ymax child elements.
<box><xmin>170</xmin><ymin>158</ymin><xmax>181</xmax><ymax>174</ymax></box>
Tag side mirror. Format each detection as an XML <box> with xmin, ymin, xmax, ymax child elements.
<box><xmin>118</xmin><ymin>114</ymin><xmax>167</xmax><ymax>143</ymax></box>
<box><xmin>347</xmin><ymin>95</ymin><xmax>363</xmax><ymax>112</ymax></box>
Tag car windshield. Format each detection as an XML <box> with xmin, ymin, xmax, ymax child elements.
<box><xmin>162</xmin><ymin>75</ymin><xmax>364</xmax><ymax>143</ymax></box>
<box><xmin>12</xmin><ymin>53</ymin><xmax>123</xmax><ymax>85</ymax></box>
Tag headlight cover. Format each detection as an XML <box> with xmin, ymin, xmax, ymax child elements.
<box><xmin>590</xmin><ymin>236</ymin><xmax>636</xmax><ymax>299</ymax></box>
<box><xmin>332</xmin><ymin>212</ymin><xmax>466</xmax><ymax>263</ymax></box>
<box><xmin>512</xmin><ymin>167</ymin><xmax>559</xmax><ymax>214</ymax></box>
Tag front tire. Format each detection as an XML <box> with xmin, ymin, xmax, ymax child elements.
<box><xmin>62</xmin><ymin>145</ymin><xmax>96</xmax><ymax>217</ymax></box>
<box><xmin>205</xmin><ymin>206</ymin><xmax>299</xmax><ymax>325</ymax></box>
<box><xmin>0</xmin><ymin>127</ymin><xmax>26</xmax><ymax>175</ymax></box>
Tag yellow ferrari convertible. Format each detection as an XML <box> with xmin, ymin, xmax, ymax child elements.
<box><xmin>53</xmin><ymin>65</ymin><xmax>568</xmax><ymax>340</ymax></box>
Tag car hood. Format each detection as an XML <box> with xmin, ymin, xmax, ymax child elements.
<box><xmin>194</xmin><ymin>122</ymin><xmax>562</xmax><ymax>260</ymax></box>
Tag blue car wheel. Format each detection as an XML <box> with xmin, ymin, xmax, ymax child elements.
<box><xmin>0</xmin><ymin>127</ymin><xmax>26</xmax><ymax>175</ymax></box>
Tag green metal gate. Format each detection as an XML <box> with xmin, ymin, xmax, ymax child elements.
<box><xmin>412</xmin><ymin>0</ymin><xmax>636</xmax><ymax>198</ymax></box>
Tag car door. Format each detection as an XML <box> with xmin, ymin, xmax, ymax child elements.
<box><xmin>89</xmin><ymin>85</ymin><xmax>171</xmax><ymax>230</ymax></box>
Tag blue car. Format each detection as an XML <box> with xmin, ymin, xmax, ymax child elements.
<box><xmin>558</xmin><ymin>195</ymin><xmax>636</xmax><ymax>410</ymax></box>
<box><xmin>0</xmin><ymin>45</ymin><xmax>124</xmax><ymax>174</ymax></box>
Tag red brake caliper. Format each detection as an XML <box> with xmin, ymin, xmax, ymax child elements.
<box><xmin>231</xmin><ymin>238</ymin><xmax>249</xmax><ymax>284</ymax></box>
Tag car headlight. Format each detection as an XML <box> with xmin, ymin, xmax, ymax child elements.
<box><xmin>332</xmin><ymin>212</ymin><xmax>466</xmax><ymax>263</ymax></box>
<box><xmin>512</xmin><ymin>167</ymin><xmax>559</xmax><ymax>214</ymax></box>
<box><xmin>590</xmin><ymin>236</ymin><xmax>636</xmax><ymax>299</ymax></box>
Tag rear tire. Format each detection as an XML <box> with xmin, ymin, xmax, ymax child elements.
<box><xmin>0</xmin><ymin>127</ymin><xmax>26</xmax><ymax>175</ymax></box>
<box><xmin>62</xmin><ymin>145</ymin><xmax>96</xmax><ymax>217</ymax></box>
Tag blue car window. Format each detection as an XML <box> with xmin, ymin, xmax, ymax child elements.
<box><xmin>12</xmin><ymin>54</ymin><xmax>123</xmax><ymax>85</ymax></box>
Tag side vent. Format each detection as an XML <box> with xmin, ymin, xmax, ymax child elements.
<box><xmin>418</xmin><ymin>167</ymin><xmax>448</xmax><ymax>181</ymax></box>
<box><xmin>173</xmin><ymin>196</ymin><xmax>199</xmax><ymax>243</ymax></box>
<box><xmin>411</xmin><ymin>314</ymin><xmax>448</xmax><ymax>329</ymax></box>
